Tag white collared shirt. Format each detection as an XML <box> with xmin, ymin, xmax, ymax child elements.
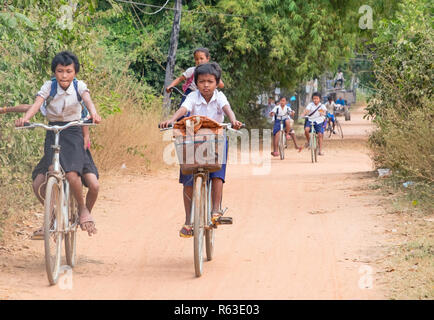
<box><xmin>305</xmin><ymin>102</ymin><xmax>327</xmax><ymax>124</ymax></box>
<box><xmin>181</xmin><ymin>89</ymin><xmax>229</xmax><ymax>123</ymax></box>
<box><xmin>271</xmin><ymin>105</ymin><xmax>293</xmax><ymax>120</ymax></box>
<box><xmin>37</xmin><ymin>80</ymin><xmax>89</xmax><ymax>122</ymax></box>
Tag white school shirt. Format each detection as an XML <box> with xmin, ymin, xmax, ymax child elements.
<box><xmin>37</xmin><ymin>80</ymin><xmax>89</xmax><ymax>122</ymax></box>
<box><xmin>182</xmin><ymin>67</ymin><xmax>197</xmax><ymax>91</ymax></box>
<box><xmin>271</xmin><ymin>105</ymin><xmax>292</xmax><ymax>120</ymax></box>
<box><xmin>305</xmin><ymin>102</ymin><xmax>327</xmax><ymax>124</ymax></box>
<box><xmin>181</xmin><ymin>89</ymin><xmax>229</xmax><ymax>123</ymax></box>
<box><xmin>325</xmin><ymin>101</ymin><xmax>337</xmax><ymax>113</ymax></box>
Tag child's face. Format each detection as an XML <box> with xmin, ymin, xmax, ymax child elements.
<box><xmin>197</xmin><ymin>74</ymin><xmax>217</xmax><ymax>99</ymax></box>
<box><xmin>279</xmin><ymin>98</ymin><xmax>287</xmax><ymax>107</ymax></box>
<box><xmin>313</xmin><ymin>96</ymin><xmax>320</xmax><ymax>105</ymax></box>
<box><xmin>54</xmin><ymin>64</ymin><xmax>76</xmax><ymax>90</ymax></box>
<box><xmin>194</xmin><ymin>51</ymin><xmax>209</xmax><ymax>66</ymax></box>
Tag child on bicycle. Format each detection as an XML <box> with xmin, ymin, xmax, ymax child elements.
<box><xmin>3</xmin><ymin>102</ymin><xmax>100</xmax><ymax>239</ymax></box>
<box><xmin>165</xmin><ymin>48</ymin><xmax>224</xmax><ymax>104</ymax></box>
<box><xmin>15</xmin><ymin>51</ymin><xmax>101</xmax><ymax>236</ymax></box>
<box><xmin>160</xmin><ymin>62</ymin><xmax>242</xmax><ymax>238</ymax></box>
<box><xmin>269</xmin><ymin>96</ymin><xmax>302</xmax><ymax>156</ymax></box>
<box><xmin>325</xmin><ymin>96</ymin><xmax>337</xmax><ymax>134</ymax></box>
<box><xmin>300</xmin><ymin>92</ymin><xmax>327</xmax><ymax>156</ymax></box>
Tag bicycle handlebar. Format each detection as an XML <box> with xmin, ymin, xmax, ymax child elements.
<box><xmin>16</xmin><ymin>119</ymin><xmax>95</xmax><ymax>131</ymax></box>
<box><xmin>168</xmin><ymin>86</ymin><xmax>186</xmax><ymax>97</ymax></box>
<box><xmin>159</xmin><ymin>122</ymin><xmax>244</xmax><ymax>133</ymax></box>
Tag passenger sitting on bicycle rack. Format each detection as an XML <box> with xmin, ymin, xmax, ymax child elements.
<box><xmin>14</xmin><ymin>51</ymin><xmax>101</xmax><ymax>236</ymax></box>
<box><xmin>269</xmin><ymin>96</ymin><xmax>302</xmax><ymax>156</ymax></box>
<box><xmin>300</xmin><ymin>92</ymin><xmax>327</xmax><ymax>156</ymax></box>
<box><xmin>325</xmin><ymin>96</ymin><xmax>337</xmax><ymax>134</ymax></box>
<box><xmin>165</xmin><ymin>48</ymin><xmax>224</xmax><ymax>105</ymax></box>
<box><xmin>159</xmin><ymin>62</ymin><xmax>242</xmax><ymax>238</ymax></box>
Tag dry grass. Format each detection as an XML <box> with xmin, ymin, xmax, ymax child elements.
<box><xmin>92</xmin><ymin>101</ymin><xmax>171</xmax><ymax>175</ymax></box>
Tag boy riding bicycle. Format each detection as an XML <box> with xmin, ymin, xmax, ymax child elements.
<box><xmin>14</xmin><ymin>51</ymin><xmax>101</xmax><ymax>236</ymax></box>
<box><xmin>160</xmin><ymin>62</ymin><xmax>242</xmax><ymax>238</ymax></box>
<box><xmin>300</xmin><ymin>92</ymin><xmax>327</xmax><ymax>156</ymax></box>
<box><xmin>325</xmin><ymin>96</ymin><xmax>337</xmax><ymax>134</ymax></box>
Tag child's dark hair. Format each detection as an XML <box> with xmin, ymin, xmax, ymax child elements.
<box><xmin>51</xmin><ymin>51</ymin><xmax>80</xmax><ymax>73</ymax></box>
<box><xmin>279</xmin><ymin>96</ymin><xmax>287</xmax><ymax>101</ymax></box>
<box><xmin>193</xmin><ymin>47</ymin><xmax>210</xmax><ymax>59</ymax></box>
<box><xmin>312</xmin><ymin>92</ymin><xmax>321</xmax><ymax>99</ymax></box>
<box><xmin>194</xmin><ymin>62</ymin><xmax>221</xmax><ymax>85</ymax></box>
<box><xmin>327</xmin><ymin>95</ymin><xmax>332</xmax><ymax>101</ymax></box>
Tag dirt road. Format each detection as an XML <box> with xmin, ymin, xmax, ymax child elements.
<box><xmin>0</xmin><ymin>104</ymin><xmax>389</xmax><ymax>299</ymax></box>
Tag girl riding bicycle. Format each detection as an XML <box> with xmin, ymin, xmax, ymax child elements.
<box><xmin>160</xmin><ymin>62</ymin><xmax>242</xmax><ymax>238</ymax></box>
<box><xmin>15</xmin><ymin>51</ymin><xmax>101</xmax><ymax>236</ymax></box>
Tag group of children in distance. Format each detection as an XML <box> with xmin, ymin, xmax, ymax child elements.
<box><xmin>268</xmin><ymin>92</ymin><xmax>328</xmax><ymax>157</ymax></box>
<box><xmin>2</xmin><ymin>47</ymin><xmax>328</xmax><ymax>240</ymax></box>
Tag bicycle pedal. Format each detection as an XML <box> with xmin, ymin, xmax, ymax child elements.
<box><xmin>217</xmin><ymin>217</ymin><xmax>233</xmax><ymax>225</ymax></box>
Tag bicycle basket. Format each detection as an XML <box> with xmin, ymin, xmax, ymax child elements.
<box><xmin>173</xmin><ymin>116</ymin><xmax>226</xmax><ymax>174</ymax></box>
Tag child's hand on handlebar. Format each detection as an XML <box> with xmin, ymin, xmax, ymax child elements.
<box><xmin>231</xmin><ymin>120</ymin><xmax>243</xmax><ymax>130</ymax></box>
<box><xmin>165</xmin><ymin>86</ymin><xmax>173</xmax><ymax>93</ymax></box>
<box><xmin>15</xmin><ymin>117</ymin><xmax>28</xmax><ymax>127</ymax></box>
<box><xmin>90</xmin><ymin>113</ymin><xmax>101</xmax><ymax>124</ymax></box>
<box><xmin>159</xmin><ymin>119</ymin><xmax>174</xmax><ymax>129</ymax></box>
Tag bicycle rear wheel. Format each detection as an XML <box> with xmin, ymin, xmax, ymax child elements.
<box><xmin>205</xmin><ymin>180</ymin><xmax>214</xmax><ymax>261</ymax></box>
<box><xmin>65</xmin><ymin>186</ymin><xmax>78</xmax><ymax>267</ymax></box>
<box><xmin>279</xmin><ymin>131</ymin><xmax>285</xmax><ymax>160</ymax></box>
<box><xmin>44</xmin><ymin>177</ymin><xmax>63</xmax><ymax>285</ymax></box>
<box><xmin>193</xmin><ymin>175</ymin><xmax>205</xmax><ymax>277</ymax></box>
<box><xmin>336</xmin><ymin>120</ymin><xmax>344</xmax><ymax>139</ymax></box>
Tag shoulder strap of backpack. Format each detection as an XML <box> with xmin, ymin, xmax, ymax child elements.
<box><xmin>308</xmin><ymin>104</ymin><xmax>322</xmax><ymax>117</ymax></box>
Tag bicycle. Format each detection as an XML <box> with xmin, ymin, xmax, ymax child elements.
<box><xmin>160</xmin><ymin>120</ymin><xmax>242</xmax><ymax>277</ymax></box>
<box><xmin>304</xmin><ymin>117</ymin><xmax>319</xmax><ymax>163</ymax></box>
<box><xmin>16</xmin><ymin>119</ymin><xmax>95</xmax><ymax>285</ymax></box>
<box><xmin>275</xmin><ymin>116</ymin><xmax>287</xmax><ymax>160</ymax></box>
<box><xmin>325</xmin><ymin>115</ymin><xmax>343</xmax><ymax>139</ymax></box>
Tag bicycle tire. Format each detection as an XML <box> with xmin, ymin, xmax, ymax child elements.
<box><xmin>65</xmin><ymin>186</ymin><xmax>78</xmax><ymax>267</ymax></box>
<box><xmin>310</xmin><ymin>134</ymin><xmax>315</xmax><ymax>163</ymax></box>
<box><xmin>193</xmin><ymin>175</ymin><xmax>205</xmax><ymax>277</ymax></box>
<box><xmin>279</xmin><ymin>131</ymin><xmax>285</xmax><ymax>160</ymax></box>
<box><xmin>327</xmin><ymin>122</ymin><xmax>333</xmax><ymax>138</ymax></box>
<box><xmin>205</xmin><ymin>180</ymin><xmax>214</xmax><ymax>261</ymax></box>
<box><xmin>44</xmin><ymin>177</ymin><xmax>63</xmax><ymax>285</ymax></box>
<box><xmin>314</xmin><ymin>136</ymin><xmax>318</xmax><ymax>162</ymax></box>
<box><xmin>336</xmin><ymin>120</ymin><xmax>344</xmax><ymax>139</ymax></box>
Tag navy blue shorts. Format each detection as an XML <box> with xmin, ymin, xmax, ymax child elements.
<box><xmin>179</xmin><ymin>138</ymin><xmax>228</xmax><ymax>186</ymax></box>
<box><xmin>304</xmin><ymin>119</ymin><xmax>325</xmax><ymax>134</ymax></box>
<box><xmin>273</xmin><ymin>119</ymin><xmax>289</xmax><ymax>136</ymax></box>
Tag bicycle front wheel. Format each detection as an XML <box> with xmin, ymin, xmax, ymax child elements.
<box><xmin>279</xmin><ymin>131</ymin><xmax>285</xmax><ymax>160</ymax></box>
<box><xmin>65</xmin><ymin>187</ymin><xmax>78</xmax><ymax>267</ymax></box>
<box><xmin>205</xmin><ymin>180</ymin><xmax>215</xmax><ymax>261</ymax></box>
<box><xmin>193</xmin><ymin>175</ymin><xmax>205</xmax><ymax>277</ymax></box>
<box><xmin>310</xmin><ymin>134</ymin><xmax>315</xmax><ymax>163</ymax></box>
<box><xmin>44</xmin><ymin>177</ymin><xmax>63</xmax><ymax>285</ymax></box>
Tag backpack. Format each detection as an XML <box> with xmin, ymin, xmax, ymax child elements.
<box><xmin>41</xmin><ymin>77</ymin><xmax>89</xmax><ymax>119</ymax></box>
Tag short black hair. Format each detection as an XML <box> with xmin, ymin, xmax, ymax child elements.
<box><xmin>327</xmin><ymin>96</ymin><xmax>333</xmax><ymax>101</ymax></box>
<box><xmin>194</xmin><ymin>62</ymin><xmax>221</xmax><ymax>85</ymax></box>
<box><xmin>193</xmin><ymin>47</ymin><xmax>210</xmax><ymax>59</ymax></box>
<box><xmin>312</xmin><ymin>92</ymin><xmax>321</xmax><ymax>99</ymax></box>
<box><xmin>279</xmin><ymin>96</ymin><xmax>287</xmax><ymax>101</ymax></box>
<box><xmin>51</xmin><ymin>51</ymin><xmax>80</xmax><ymax>73</ymax></box>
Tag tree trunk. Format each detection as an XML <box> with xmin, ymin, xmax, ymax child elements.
<box><xmin>163</xmin><ymin>0</ymin><xmax>182</xmax><ymax>115</ymax></box>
